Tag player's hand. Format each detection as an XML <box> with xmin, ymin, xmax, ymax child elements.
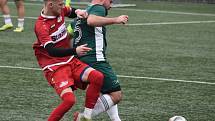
<box><xmin>75</xmin><ymin>9</ymin><xmax>88</xmax><ymax>18</ymax></box>
<box><xmin>76</xmin><ymin>44</ymin><xmax>92</xmax><ymax>56</ymax></box>
<box><xmin>116</xmin><ymin>15</ymin><xmax>129</xmax><ymax>24</ymax></box>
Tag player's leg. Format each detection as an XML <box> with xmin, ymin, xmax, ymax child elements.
<box><xmin>45</xmin><ymin>65</ymin><xmax>76</xmax><ymax>121</ymax></box>
<box><xmin>107</xmin><ymin>104</ymin><xmax>121</xmax><ymax>121</ymax></box>
<box><xmin>48</xmin><ymin>88</ymin><xmax>76</xmax><ymax>121</ymax></box>
<box><xmin>91</xmin><ymin>62</ymin><xmax>122</xmax><ymax>121</ymax></box>
<box><xmin>92</xmin><ymin>93</ymin><xmax>122</xmax><ymax>121</ymax></box>
<box><xmin>73</xmin><ymin>58</ymin><xmax>104</xmax><ymax>120</ymax></box>
<box><xmin>106</xmin><ymin>92</ymin><xmax>121</xmax><ymax>121</ymax></box>
<box><xmin>14</xmin><ymin>0</ymin><xmax>24</xmax><ymax>32</ymax></box>
<box><xmin>0</xmin><ymin>0</ymin><xmax>13</xmax><ymax>31</ymax></box>
<box><xmin>82</xmin><ymin>68</ymin><xmax>104</xmax><ymax>120</ymax></box>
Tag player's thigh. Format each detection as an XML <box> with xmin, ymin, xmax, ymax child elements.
<box><xmin>71</xmin><ymin>58</ymin><xmax>93</xmax><ymax>85</ymax></box>
<box><xmin>46</xmin><ymin>65</ymin><xmax>75</xmax><ymax>95</ymax></box>
<box><xmin>92</xmin><ymin>62</ymin><xmax>121</xmax><ymax>94</ymax></box>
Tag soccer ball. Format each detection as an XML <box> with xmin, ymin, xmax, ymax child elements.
<box><xmin>169</xmin><ymin>116</ymin><xmax>187</xmax><ymax>121</ymax></box>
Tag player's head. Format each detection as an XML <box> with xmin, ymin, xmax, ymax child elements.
<box><xmin>43</xmin><ymin>0</ymin><xmax>64</xmax><ymax>16</ymax></box>
<box><xmin>92</xmin><ymin>0</ymin><xmax>113</xmax><ymax>10</ymax></box>
<box><xmin>102</xmin><ymin>0</ymin><xmax>113</xmax><ymax>10</ymax></box>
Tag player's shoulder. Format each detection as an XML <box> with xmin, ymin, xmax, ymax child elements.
<box><xmin>87</xmin><ymin>4</ymin><xmax>106</xmax><ymax>16</ymax></box>
<box><xmin>35</xmin><ymin>16</ymin><xmax>50</xmax><ymax>32</ymax></box>
<box><xmin>35</xmin><ymin>16</ymin><xmax>46</xmax><ymax>24</ymax></box>
<box><xmin>35</xmin><ymin>18</ymin><xmax>45</xmax><ymax>28</ymax></box>
<box><xmin>91</xmin><ymin>4</ymin><xmax>105</xmax><ymax>9</ymax></box>
<box><xmin>88</xmin><ymin>4</ymin><xmax>105</xmax><ymax>12</ymax></box>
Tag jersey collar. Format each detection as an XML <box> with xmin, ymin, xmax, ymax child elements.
<box><xmin>41</xmin><ymin>10</ymin><xmax>57</xmax><ymax>19</ymax></box>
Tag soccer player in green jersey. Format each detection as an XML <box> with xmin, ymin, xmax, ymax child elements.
<box><xmin>73</xmin><ymin>0</ymin><xmax>128</xmax><ymax>120</ymax></box>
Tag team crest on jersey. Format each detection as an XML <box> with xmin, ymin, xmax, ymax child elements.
<box><xmin>51</xmin><ymin>24</ymin><xmax>55</xmax><ymax>29</ymax></box>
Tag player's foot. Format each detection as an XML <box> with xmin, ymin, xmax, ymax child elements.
<box><xmin>74</xmin><ymin>112</ymin><xmax>92</xmax><ymax>121</ymax></box>
<box><xmin>0</xmin><ymin>24</ymin><xmax>13</xmax><ymax>31</ymax></box>
<box><xmin>74</xmin><ymin>112</ymin><xmax>83</xmax><ymax>121</ymax></box>
<box><xmin>13</xmin><ymin>27</ymin><xmax>24</xmax><ymax>32</ymax></box>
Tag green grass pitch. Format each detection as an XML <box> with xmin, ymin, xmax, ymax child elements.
<box><xmin>0</xmin><ymin>1</ymin><xmax>215</xmax><ymax>121</ymax></box>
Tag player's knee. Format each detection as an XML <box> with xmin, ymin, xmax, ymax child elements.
<box><xmin>110</xmin><ymin>91</ymin><xmax>122</xmax><ymax>104</ymax></box>
<box><xmin>95</xmin><ymin>71</ymin><xmax>104</xmax><ymax>86</ymax></box>
<box><xmin>65</xmin><ymin>97</ymin><xmax>76</xmax><ymax>106</ymax></box>
<box><xmin>89</xmin><ymin>70</ymin><xmax>104</xmax><ymax>87</ymax></box>
<box><xmin>62</xmin><ymin>93</ymin><xmax>76</xmax><ymax>107</ymax></box>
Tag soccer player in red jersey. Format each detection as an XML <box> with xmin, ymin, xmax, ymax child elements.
<box><xmin>33</xmin><ymin>0</ymin><xmax>103</xmax><ymax>121</ymax></box>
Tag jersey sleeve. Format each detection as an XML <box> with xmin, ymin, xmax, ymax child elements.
<box><xmin>63</xmin><ymin>6</ymin><xmax>72</xmax><ymax>17</ymax></box>
<box><xmin>88</xmin><ymin>5</ymin><xmax>106</xmax><ymax>17</ymax></box>
<box><xmin>63</xmin><ymin>6</ymin><xmax>77</xmax><ymax>18</ymax></box>
<box><xmin>35</xmin><ymin>22</ymin><xmax>53</xmax><ymax>48</ymax></box>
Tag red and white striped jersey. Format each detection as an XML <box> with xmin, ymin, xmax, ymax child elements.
<box><xmin>33</xmin><ymin>7</ymin><xmax>73</xmax><ymax>70</ymax></box>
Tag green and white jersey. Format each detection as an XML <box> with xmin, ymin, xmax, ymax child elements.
<box><xmin>73</xmin><ymin>4</ymin><xmax>108</xmax><ymax>64</ymax></box>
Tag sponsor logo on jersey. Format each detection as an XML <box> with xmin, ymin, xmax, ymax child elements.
<box><xmin>113</xmin><ymin>80</ymin><xmax>119</xmax><ymax>85</ymax></box>
<box><xmin>50</xmin><ymin>23</ymin><xmax>67</xmax><ymax>42</ymax></box>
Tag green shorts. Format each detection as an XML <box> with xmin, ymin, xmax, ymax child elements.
<box><xmin>90</xmin><ymin>61</ymin><xmax>121</xmax><ymax>94</ymax></box>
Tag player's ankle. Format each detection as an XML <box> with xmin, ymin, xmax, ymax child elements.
<box><xmin>83</xmin><ymin>107</ymin><xmax>92</xmax><ymax>119</ymax></box>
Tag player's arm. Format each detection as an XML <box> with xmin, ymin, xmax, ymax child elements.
<box><xmin>36</xmin><ymin>22</ymin><xmax>91</xmax><ymax>57</ymax></box>
<box><xmin>65</xmin><ymin>6</ymin><xmax>88</xmax><ymax>18</ymax></box>
<box><xmin>87</xmin><ymin>14</ymin><xmax>128</xmax><ymax>27</ymax></box>
<box><xmin>45</xmin><ymin>43</ymin><xmax>76</xmax><ymax>57</ymax></box>
<box><xmin>66</xmin><ymin>7</ymin><xmax>78</xmax><ymax>18</ymax></box>
<box><xmin>45</xmin><ymin>43</ymin><xmax>91</xmax><ymax>57</ymax></box>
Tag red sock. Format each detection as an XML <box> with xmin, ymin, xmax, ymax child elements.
<box><xmin>48</xmin><ymin>92</ymin><xmax>76</xmax><ymax>121</ymax></box>
<box><xmin>85</xmin><ymin>70</ymin><xmax>104</xmax><ymax>109</ymax></box>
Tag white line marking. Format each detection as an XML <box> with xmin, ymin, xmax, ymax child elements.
<box><xmin>126</xmin><ymin>20</ymin><xmax>215</xmax><ymax>26</ymax></box>
<box><xmin>116</xmin><ymin>8</ymin><xmax>215</xmax><ymax>17</ymax></box>
<box><xmin>0</xmin><ymin>65</ymin><xmax>41</xmax><ymax>71</ymax></box>
<box><xmin>117</xmin><ymin>75</ymin><xmax>215</xmax><ymax>85</ymax></box>
<box><xmin>8</xmin><ymin>1</ymin><xmax>215</xmax><ymax>17</ymax></box>
<box><xmin>8</xmin><ymin>1</ymin><xmax>81</xmax><ymax>7</ymax></box>
<box><xmin>0</xmin><ymin>65</ymin><xmax>214</xmax><ymax>85</ymax></box>
<box><xmin>9</xmin><ymin>1</ymin><xmax>136</xmax><ymax>7</ymax></box>
<box><xmin>1</xmin><ymin>15</ymin><xmax>214</xmax><ymax>26</ymax></box>
<box><xmin>0</xmin><ymin>15</ymin><xmax>68</xmax><ymax>21</ymax></box>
